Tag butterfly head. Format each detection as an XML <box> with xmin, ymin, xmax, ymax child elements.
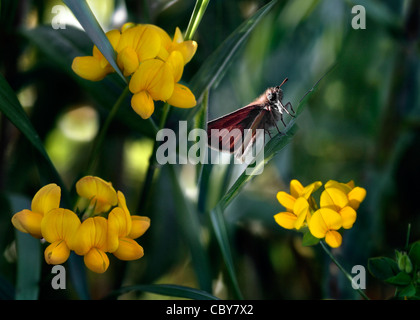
<box><xmin>266</xmin><ymin>86</ymin><xmax>283</xmax><ymax>104</ymax></box>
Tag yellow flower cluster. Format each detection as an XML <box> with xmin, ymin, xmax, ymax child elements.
<box><xmin>11</xmin><ymin>176</ymin><xmax>150</xmax><ymax>273</ymax></box>
<box><xmin>72</xmin><ymin>23</ymin><xmax>197</xmax><ymax>119</ymax></box>
<box><xmin>274</xmin><ymin>179</ymin><xmax>366</xmax><ymax>248</ymax></box>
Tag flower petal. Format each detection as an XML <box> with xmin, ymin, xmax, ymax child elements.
<box><xmin>41</xmin><ymin>208</ymin><xmax>81</xmax><ymax>245</ymax></box>
<box><xmin>308</xmin><ymin>210</ymin><xmax>328</xmax><ymax>238</ymax></box>
<box><xmin>107</xmin><ymin>207</ymin><xmax>132</xmax><ymax>253</ymax></box>
<box><xmin>325</xmin><ymin>230</ymin><xmax>342</xmax><ymax>248</ymax></box>
<box><xmin>348</xmin><ymin>187</ymin><xmax>366</xmax><ymax>210</ymax></box>
<box><xmin>165</xmin><ymin>51</ymin><xmax>184</xmax><ymax>82</ymax></box>
<box><xmin>112</xmin><ymin>237</ymin><xmax>144</xmax><ymax>261</ymax></box>
<box><xmin>301</xmin><ymin>181</ymin><xmax>322</xmax><ymax>199</ymax></box>
<box><xmin>167</xmin><ymin>83</ymin><xmax>196</xmax><ymax>109</ymax></box>
<box><xmin>276</xmin><ymin>191</ymin><xmax>295</xmax><ymax>212</ymax></box>
<box><xmin>293</xmin><ymin>197</ymin><xmax>310</xmax><ymax>230</ymax></box>
<box><xmin>117</xmin><ymin>46</ymin><xmax>139</xmax><ymax>76</ymax></box>
<box><xmin>72</xmin><ymin>217</ymin><xmax>108</xmax><ymax>255</ymax></box>
<box><xmin>72</xmin><ymin>56</ymin><xmax>113</xmax><ymax>81</ymax></box>
<box><xmin>84</xmin><ymin>248</ymin><xmax>109</xmax><ymax>273</ymax></box>
<box><xmin>274</xmin><ymin>212</ymin><xmax>297</xmax><ymax>229</ymax></box>
<box><xmin>309</xmin><ymin>208</ymin><xmax>342</xmax><ymax>239</ymax></box>
<box><xmin>339</xmin><ymin>206</ymin><xmax>357</xmax><ymax>229</ymax></box>
<box><xmin>131</xmin><ymin>91</ymin><xmax>155</xmax><ymax>119</ymax></box>
<box><xmin>128</xmin><ymin>216</ymin><xmax>150</xmax><ymax>239</ymax></box>
<box><xmin>44</xmin><ymin>240</ymin><xmax>71</xmax><ymax>265</ymax></box>
<box><xmin>11</xmin><ymin>209</ymin><xmax>43</xmax><ymax>238</ymax></box>
<box><xmin>76</xmin><ymin>176</ymin><xmax>117</xmax><ymax>214</ymax></box>
<box><xmin>31</xmin><ymin>183</ymin><xmax>61</xmax><ymax>216</ymax></box>
<box><xmin>129</xmin><ymin>59</ymin><xmax>174</xmax><ymax>100</ymax></box>
<box><xmin>320</xmin><ymin>187</ymin><xmax>348</xmax><ymax>211</ymax></box>
<box><xmin>289</xmin><ymin>180</ymin><xmax>304</xmax><ymax>198</ymax></box>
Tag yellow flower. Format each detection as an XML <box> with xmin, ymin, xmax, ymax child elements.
<box><xmin>165</xmin><ymin>51</ymin><xmax>196</xmax><ymax>109</ymax></box>
<box><xmin>158</xmin><ymin>26</ymin><xmax>198</xmax><ymax>65</ymax></box>
<box><xmin>108</xmin><ymin>208</ymin><xmax>145</xmax><ymax>261</ymax></box>
<box><xmin>11</xmin><ymin>184</ymin><xmax>61</xmax><ymax>238</ymax></box>
<box><xmin>76</xmin><ymin>176</ymin><xmax>118</xmax><ymax>215</ymax></box>
<box><xmin>274</xmin><ymin>197</ymin><xmax>310</xmax><ymax>230</ymax></box>
<box><xmin>319</xmin><ymin>187</ymin><xmax>356</xmax><ymax>229</ymax></box>
<box><xmin>41</xmin><ymin>208</ymin><xmax>81</xmax><ymax>265</ymax></box>
<box><xmin>107</xmin><ymin>191</ymin><xmax>150</xmax><ymax>260</ymax></box>
<box><xmin>129</xmin><ymin>58</ymin><xmax>174</xmax><ymax>119</ymax></box>
<box><xmin>116</xmin><ymin>24</ymin><xmax>162</xmax><ymax>76</ymax></box>
<box><xmin>274</xmin><ymin>180</ymin><xmax>322</xmax><ymax>230</ymax></box>
<box><xmin>72</xmin><ymin>29</ymin><xmax>121</xmax><ymax>81</ymax></box>
<box><xmin>72</xmin><ymin>216</ymin><xmax>109</xmax><ymax>274</ymax></box>
<box><xmin>309</xmin><ymin>208</ymin><xmax>343</xmax><ymax>248</ymax></box>
<box><xmin>325</xmin><ymin>180</ymin><xmax>366</xmax><ymax>210</ymax></box>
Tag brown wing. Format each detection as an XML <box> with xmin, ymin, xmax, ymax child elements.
<box><xmin>207</xmin><ymin>104</ymin><xmax>267</xmax><ymax>153</ymax></box>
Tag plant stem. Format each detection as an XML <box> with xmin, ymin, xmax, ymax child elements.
<box><xmin>184</xmin><ymin>0</ymin><xmax>211</xmax><ymax>41</ymax></box>
<box><xmin>137</xmin><ymin>103</ymin><xmax>171</xmax><ymax>212</ymax></box>
<box><xmin>320</xmin><ymin>241</ymin><xmax>370</xmax><ymax>300</ymax></box>
<box><xmin>86</xmin><ymin>86</ymin><xmax>130</xmax><ymax>174</ymax></box>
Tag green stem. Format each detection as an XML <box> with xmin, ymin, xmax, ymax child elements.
<box><xmin>137</xmin><ymin>103</ymin><xmax>171</xmax><ymax>212</ymax></box>
<box><xmin>86</xmin><ymin>86</ymin><xmax>130</xmax><ymax>174</ymax></box>
<box><xmin>320</xmin><ymin>241</ymin><xmax>370</xmax><ymax>300</ymax></box>
<box><xmin>184</xmin><ymin>0</ymin><xmax>210</xmax><ymax>40</ymax></box>
<box><xmin>136</xmin><ymin>0</ymin><xmax>210</xmax><ymax>211</ymax></box>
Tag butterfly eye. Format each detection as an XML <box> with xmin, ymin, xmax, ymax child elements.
<box><xmin>267</xmin><ymin>92</ymin><xmax>276</xmax><ymax>102</ymax></box>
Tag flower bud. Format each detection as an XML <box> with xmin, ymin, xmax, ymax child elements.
<box><xmin>396</xmin><ymin>251</ymin><xmax>413</xmax><ymax>274</ymax></box>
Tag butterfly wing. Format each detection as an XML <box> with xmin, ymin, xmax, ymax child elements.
<box><xmin>207</xmin><ymin>104</ymin><xmax>267</xmax><ymax>153</ymax></box>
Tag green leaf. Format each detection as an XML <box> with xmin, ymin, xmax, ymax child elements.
<box><xmin>106</xmin><ymin>284</ymin><xmax>220</xmax><ymax>300</ymax></box>
<box><xmin>9</xmin><ymin>195</ymin><xmax>41</xmax><ymax>300</ymax></box>
<box><xmin>209</xmin><ymin>205</ymin><xmax>243</xmax><ymax>299</ymax></box>
<box><xmin>0</xmin><ymin>74</ymin><xmax>68</xmax><ymax>201</ymax></box>
<box><xmin>385</xmin><ymin>271</ymin><xmax>412</xmax><ymax>286</ymax></box>
<box><xmin>368</xmin><ymin>257</ymin><xmax>399</xmax><ymax>281</ymax></box>
<box><xmin>175</xmin><ymin>0</ymin><xmax>279</xmax><ymax>122</ymax></box>
<box><xmin>219</xmin><ymin>125</ymin><xmax>298</xmax><ymax>211</ymax></box>
<box><xmin>409</xmin><ymin>241</ymin><xmax>420</xmax><ymax>267</ymax></box>
<box><xmin>302</xmin><ymin>230</ymin><xmax>321</xmax><ymax>246</ymax></box>
<box><xmin>396</xmin><ymin>283</ymin><xmax>417</xmax><ymax>298</ymax></box>
<box><xmin>168</xmin><ymin>165</ymin><xmax>212</xmax><ymax>293</ymax></box>
<box><xmin>62</xmin><ymin>0</ymin><xmax>127</xmax><ymax>83</ymax></box>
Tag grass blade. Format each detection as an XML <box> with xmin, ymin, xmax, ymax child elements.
<box><xmin>181</xmin><ymin>0</ymin><xmax>278</xmax><ymax>121</ymax></box>
<box><xmin>106</xmin><ymin>284</ymin><xmax>220</xmax><ymax>300</ymax></box>
<box><xmin>209</xmin><ymin>205</ymin><xmax>243</xmax><ymax>299</ymax></box>
<box><xmin>0</xmin><ymin>74</ymin><xmax>69</xmax><ymax>204</ymax></box>
<box><xmin>9</xmin><ymin>195</ymin><xmax>41</xmax><ymax>300</ymax></box>
<box><xmin>63</xmin><ymin>0</ymin><xmax>127</xmax><ymax>83</ymax></box>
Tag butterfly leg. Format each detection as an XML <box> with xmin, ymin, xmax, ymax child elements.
<box><xmin>285</xmin><ymin>102</ymin><xmax>295</xmax><ymax>115</ymax></box>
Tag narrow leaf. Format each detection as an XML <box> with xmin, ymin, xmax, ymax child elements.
<box><xmin>106</xmin><ymin>284</ymin><xmax>220</xmax><ymax>300</ymax></box>
<box><xmin>209</xmin><ymin>205</ymin><xmax>243</xmax><ymax>299</ymax></box>
<box><xmin>168</xmin><ymin>166</ymin><xmax>212</xmax><ymax>292</ymax></box>
<box><xmin>62</xmin><ymin>0</ymin><xmax>127</xmax><ymax>83</ymax></box>
<box><xmin>0</xmin><ymin>74</ymin><xmax>68</xmax><ymax>203</ymax></box>
<box><xmin>9</xmin><ymin>195</ymin><xmax>41</xmax><ymax>300</ymax></box>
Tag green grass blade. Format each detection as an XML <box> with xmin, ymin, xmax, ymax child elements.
<box><xmin>63</xmin><ymin>0</ymin><xmax>127</xmax><ymax>83</ymax></box>
<box><xmin>184</xmin><ymin>0</ymin><xmax>211</xmax><ymax>41</ymax></box>
<box><xmin>209</xmin><ymin>205</ymin><xmax>243</xmax><ymax>299</ymax></box>
<box><xmin>9</xmin><ymin>195</ymin><xmax>41</xmax><ymax>300</ymax></box>
<box><xmin>0</xmin><ymin>74</ymin><xmax>68</xmax><ymax>203</ymax></box>
<box><xmin>181</xmin><ymin>0</ymin><xmax>278</xmax><ymax>120</ymax></box>
<box><xmin>168</xmin><ymin>165</ymin><xmax>212</xmax><ymax>293</ymax></box>
<box><xmin>106</xmin><ymin>284</ymin><xmax>220</xmax><ymax>300</ymax></box>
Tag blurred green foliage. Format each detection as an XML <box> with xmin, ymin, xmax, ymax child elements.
<box><xmin>0</xmin><ymin>0</ymin><xmax>419</xmax><ymax>300</ymax></box>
